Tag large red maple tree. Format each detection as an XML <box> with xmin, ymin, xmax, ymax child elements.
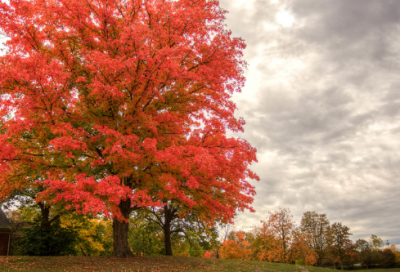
<box><xmin>0</xmin><ymin>0</ymin><xmax>259</xmax><ymax>257</ymax></box>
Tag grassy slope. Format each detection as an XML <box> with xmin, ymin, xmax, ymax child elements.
<box><xmin>0</xmin><ymin>256</ymin><xmax>339</xmax><ymax>272</ymax></box>
<box><xmin>355</xmin><ymin>270</ymin><xmax>400</xmax><ymax>272</ymax></box>
<box><xmin>1</xmin><ymin>256</ymin><xmax>400</xmax><ymax>272</ymax></box>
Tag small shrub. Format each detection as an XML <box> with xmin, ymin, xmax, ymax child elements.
<box><xmin>203</xmin><ymin>251</ymin><xmax>216</xmax><ymax>258</ymax></box>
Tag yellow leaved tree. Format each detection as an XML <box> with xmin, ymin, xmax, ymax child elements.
<box><xmin>61</xmin><ymin>214</ymin><xmax>113</xmax><ymax>256</ymax></box>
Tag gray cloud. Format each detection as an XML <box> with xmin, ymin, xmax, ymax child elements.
<box><xmin>220</xmin><ymin>0</ymin><xmax>400</xmax><ymax>244</ymax></box>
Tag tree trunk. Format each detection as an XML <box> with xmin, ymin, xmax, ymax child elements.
<box><xmin>38</xmin><ymin>203</ymin><xmax>51</xmax><ymax>230</ymax></box>
<box><xmin>164</xmin><ymin>226</ymin><xmax>172</xmax><ymax>256</ymax></box>
<box><xmin>112</xmin><ymin>198</ymin><xmax>134</xmax><ymax>257</ymax></box>
<box><xmin>38</xmin><ymin>203</ymin><xmax>53</xmax><ymax>255</ymax></box>
<box><xmin>80</xmin><ymin>245</ymin><xmax>87</xmax><ymax>256</ymax></box>
<box><xmin>283</xmin><ymin>240</ymin><xmax>287</xmax><ymax>264</ymax></box>
<box><xmin>161</xmin><ymin>205</ymin><xmax>176</xmax><ymax>256</ymax></box>
<box><xmin>317</xmin><ymin>256</ymin><xmax>322</xmax><ymax>267</ymax></box>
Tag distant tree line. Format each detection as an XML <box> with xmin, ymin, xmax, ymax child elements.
<box><xmin>207</xmin><ymin>209</ymin><xmax>400</xmax><ymax>270</ymax></box>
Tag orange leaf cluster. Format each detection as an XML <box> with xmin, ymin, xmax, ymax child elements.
<box><xmin>220</xmin><ymin>231</ymin><xmax>252</xmax><ymax>260</ymax></box>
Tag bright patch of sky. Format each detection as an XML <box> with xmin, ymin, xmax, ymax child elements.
<box><xmin>276</xmin><ymin>10</ymin><xmax>295</xmax><ymax>27</ymax></box>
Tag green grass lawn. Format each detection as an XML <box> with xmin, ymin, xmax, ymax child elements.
<box><xmin>355</xmin><ymin>270</ymin><xmax>400</xmax><ymax>272</ymax></box>
<box><xmin>0</xmin><ymin>256</ymin><xmax>343</xmax><ymax>272</ymax></box>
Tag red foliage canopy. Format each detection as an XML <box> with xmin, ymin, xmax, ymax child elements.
<box><xmin>0</xmin><ymin>0</ymin><xmax>258</xmax><ymax>223</ymax></box>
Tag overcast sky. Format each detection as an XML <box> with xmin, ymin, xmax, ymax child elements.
<box><xmin>219</xmin><ymin>0</ymin><xmax>400</xmax><ymax>245</ymax></box>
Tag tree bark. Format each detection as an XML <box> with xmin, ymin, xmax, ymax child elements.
<box><xmin>317</xmin><ymin>256</ymin><xmax>322</xmax><ymax>267</ymax></box>
<box><xmin>38</xmin><ymin>202</ymin><xmax>63</xmax><ymax>229</ymax></box>
<box><xmin>38</xmin><ymin>203</ymin><xmax>51</xmax><ymax>230</ymax></box>
<box><xmin>112</xmin><ymin>198</ymin><xmax>134</xmax><ymax>257</ymax></box>
<box><xmin>162</xmin><ymin>205</ymin><xmax>176</xmax><ymax>256</ymax></box>
<box><xmin>150</xmin><ymin>204</ymin><xmax>177</xmax><ymax>256</ymax></box>
<box><xmin>38</xmin><ymin>202</ymin><xmax>53</xmax><ymax>255</ymax></box>
<box><xmin>164</xmin><ymin>226</ymin><xmax>173</xmax><ymax>256</ymax></box>
<box><xmin>80</xmin><ymin>245</ymin><xmax>87</xmax><ymax>256</ymax></box>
